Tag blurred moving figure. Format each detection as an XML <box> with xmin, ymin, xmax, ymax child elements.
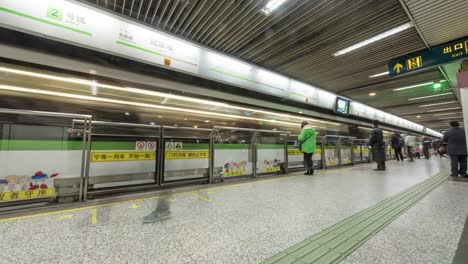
<box><xmin>390</xmin><ymin>132</ymin><xmax>404</xmax><ymax>161</ymax></box>
<box><xmin>369</xmin><ymin>120</ymin><xmax>386</xmax><ymax>171</ymax></box>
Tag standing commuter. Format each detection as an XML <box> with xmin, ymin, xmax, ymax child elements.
<box><xmin>390</xmin><ymin>132</ymin><xmax>404</xmax><ymax>161</ymax></box>
<box><xmin>298</xmin><ymin>121</ymin><xmax>316</xmax><ymax>175</ymax></box>
<box><xmin>404</xmin><ymin>134</ymin><xmax>416</xmax><ymax>162</ymax></box>
<box><xmin>368</xmin><ymin>120</ymin><xmax>386</xmax><ymax>171</ymax></box>
<box><xmin>443</xmin><ymin>121</ymin><xmax>468</xmax><ymax>178</ymax></box>
<box><xmin>422</xmin><ymin>136</ymin><xmax>431</xmax><ymax>159</ymax></box>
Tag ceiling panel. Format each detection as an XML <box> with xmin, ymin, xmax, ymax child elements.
<box><xmin>79</xmin><ymin>0</ymin><xmax>465</xmax><ymax>131</ymax></box>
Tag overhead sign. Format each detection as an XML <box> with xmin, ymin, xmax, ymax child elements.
<box><xmin>389</xmin><ymin>36</ymin><xmax>468</xmax><ymax>76</ymax></box>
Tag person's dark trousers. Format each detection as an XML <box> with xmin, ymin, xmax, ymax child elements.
<box><xmin>407</xmin><ymin>146</ymin><xmax>414</xmax><ymax>161</ymax></box>
<box><xmin>376</xmin><ymin>161</ymin><xmax>386</xmax><ymax>170</ymax></box>
<box><xmin>423</xmin><ymin>147</ymin><xmax>430</xmax><ymax>159</ymax></box>
<box><xmin>394</xmin><ymin>147</ymin><xmax>404</xmax><ymax>161</ymax></box>
<box><xmin>450</xmin><ymin>155</ymin><xmax>468</xmax><ymax>176</ymax></box>
<box><xmin>303</xmin><ymin>153</ymin><xmax>314</xmax><ymax>174</ymax></box>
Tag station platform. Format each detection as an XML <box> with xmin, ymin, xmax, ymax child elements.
<box><xmin>1</xmin><ymin>158</ymin><xmax>467</xmax><ymax>264</ymax></box>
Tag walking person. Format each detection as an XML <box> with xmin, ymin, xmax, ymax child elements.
<box><xmin>443</xmin><ymin>121</ymin><xmax>468</xmax><ymax>178</ymax></box>
<box><xmin>390</xmin><ymin>132</ymin><xmax>404</xmax><ymax>161</ymax></box>
<box><xmin>143</xmin><ymin>191</ymin><xmax>173</xmax><ymax>223</ymax></box>
<box><xmin>298</xmin><ymin>121</ymin><xmax>317</xmax><ymax>175</ymax></box>
<box><xmin>422</xmin><ymin>136</ymin><xmax>431</xmax><ymax>159</ymax></box>
<box><xmin>404</xmin><ymin>134</ymin><xmax>416</xmax><ymax>162</ymax></box>
<box><xmin>369</xmin><ymin>120</ymin><xmax>386</xmax><ymax>171</ymax></box>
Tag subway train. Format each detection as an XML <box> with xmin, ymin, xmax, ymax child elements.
<box><xmin>0</xmin><ymin>62</ymin><xmax>428</xmax><ymax>209</ymax></box>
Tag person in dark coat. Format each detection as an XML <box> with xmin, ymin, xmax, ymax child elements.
<box><xmin>369</xmin><ymin>120</ymin><xmax>386</xmax><ymax>171</ymax></box>
<box><xmin>390</xmin><ymin>132</ymin><xmax>404</xmax><ymax>161</ymax></box>
<box><xmin>443</xmin><ymin>121</ymin><xmax>468</xmax><ymax>177</ymax></box>
<box><xmin>422</xmin><ymin>136</ymin><xmax>431</xmax><ymax>159</ymax></box>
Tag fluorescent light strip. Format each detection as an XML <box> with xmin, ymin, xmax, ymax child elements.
<box><xmin>260</xmin><ymin>0</ymin><xmax>289</xmax><ymax>15</ymax></box>
<box><xmin>418</xmin><ymin>101</ymin><xmax>458</xmax><ymax>107</ymax></box>
<box><xmin>369</xmin><ymin>71</ymin><xmax>389</xmax><ymax>78</ymax></box>
<box><xmin>434</xmin><ymin>112</ymin><xmax>463</xmax><ymax>116</ymax></box>
<box><xmin>426</xmin><ymin>107</ymin><xmax>462</xmax><ymax>113</ymax></box>
<box><xmin>0</xmin><ymin>67</ymin><xmax>340</xmax><ymax>126</ymax></box>
<box><xmin>0</xmin><ymin>84</ymin><xmax>304</xmax><ymax>127</ymax></box>
<box><xmin>408</xmin><ymin>92</ymin><xmax>453</xmax><ymax>101</ymax></box>
<box><xmin>333</xmin><ymin>22</ymin><xmax>413</xmax><ymax>56</ymax></box>
<box><xmin>437</xmin><ymin>117</ymin><xmax>463</xmax><ymax>120</ymax></box>
<box><xmin>394</xmin><ymin>80</ymin><xmax>447</xmax><ymax>91</ymax></box>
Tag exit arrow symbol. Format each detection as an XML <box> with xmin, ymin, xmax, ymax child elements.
<box><xmin>128</xmin><ymin>204</ymin><xmax>142</xmax><ymax>209</ymax></box>
<box><xmin>55</xmin><ymin>214</ymin><xmax>73</xmax><ymax>221</ymax></box>
<box><xmin>393</xmin><ymin>63</ymin><xmax>403</xmax><ymax>73</ymax></box>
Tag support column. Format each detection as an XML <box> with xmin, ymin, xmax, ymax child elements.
<box><xmin>457</xmin><ymin>60</ymin><xmax>468</xmax><ymax>151</ymax></box>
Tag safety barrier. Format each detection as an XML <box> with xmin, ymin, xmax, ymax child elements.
<box><xmin>0</xmin><ymin>109</ymin><xmax>371</xmax><ymax>207</ymax></box>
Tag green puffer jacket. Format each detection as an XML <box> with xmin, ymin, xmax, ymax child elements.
<box><xmin>298</xmin><ymin>124</ymin><xmax>316</xmax><ymax>154</ymax></box>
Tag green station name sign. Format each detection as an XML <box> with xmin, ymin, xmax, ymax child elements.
<box><xmin>389</xmin><ymin>36</ymin><xmax>468</xmax><ymax>77</ymax></box>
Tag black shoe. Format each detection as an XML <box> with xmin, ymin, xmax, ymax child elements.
<box><xmin>310</xmin><ymin>169</ymin><xmax>314</xmax><ymax>175</ymax></box>
<box><xmin>463</xmin><ymin>175</ymin><xmax>468</xmax><ymax>178</ymax></box>
<box><xmin>304</xmin><ymin>172</ymin><xmax>310</xmax><ymax>175</ymax></box>
<box><xmin>450</xmin><ymin>174</ymin><xmax>458</xmax><ymax>177</ymax></box>
<box><xmin>373</xmin><ymin>168</ymin><xmax>384</xmax><ymax>171</ymax></box>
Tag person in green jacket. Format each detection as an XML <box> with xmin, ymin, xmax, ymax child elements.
<box><xmin>298</xmin><ymin>121</ymin><xmax>317</xmax><ymax>175</ymax></box>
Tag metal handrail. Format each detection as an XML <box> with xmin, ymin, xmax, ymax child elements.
<box><xmin>0</xmin><ymin>108</ymin><xmax>91</xmax><ymax>119</ymax></box>
<box><xmin>214</xmin><ymin>126</ymin><xmax>291</xmax><ymax>134</ymax></box>
<box><xmin>73</xmin><ymin>119</ymin><xmax>161</xmax><ymax>129</ymax></box>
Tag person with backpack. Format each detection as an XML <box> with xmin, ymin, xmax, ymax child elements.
<box><xmin>298</xmin><ymin>121</ymin><xmax>317</xmax><ymax>175</ymax></box>
<box><xmin>369</xmin><ymin>120</ymin><xmax>386</xmax><ymax>171</ymax></box>
<box><xmin>390</xmin><ymin>132</ymin><xmax>404</xmax><ymax>161</ymax></box>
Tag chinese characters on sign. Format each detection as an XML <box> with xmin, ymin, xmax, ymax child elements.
<box><xmin>389</xmin><ymin>37</ymin><xmax>468</xmax><ymax>77</ymax></box>
<box><xmin>91</xmin><ymin>152</ymin><xmax>156</xmax><ymax>162</ymax></box>
<box><xmin>165</xmin><ymin>151</ymin><xmax>209</xmax><ymax>160</ymax></box>
<box><xmin>0</xmin><ymin>188</ymin><xmax>55</xmax><ymax>202</ymax></box>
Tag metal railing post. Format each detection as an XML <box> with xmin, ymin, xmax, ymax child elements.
<box><xmin>283</xmin><ymin>136</ymin><xmax>289</xmax><ymax>175</ymax></box>
<box><xmin>82</xmin><ymin>118</ymin><xmax>92</xmax><ymax>201</ymax></box>
<box><xmin>209</xmin><ymin>129</ymin><xmax>215</xmax><ymax>184</ymax></box>
<box><xmin>321</xmin><ymin>139</ymin><xmax>327</xmax><ymax>169</ymax></box>
<box><xmin>252</xmin><ymin>131</ymin><xmax>258</xmax><ymax>178</ymax></box>
<box><xmin>337</xmin><ymin>138</ymin><xmax>343</xmax><ymax>167</ymax></box>
<box><xmin>156</xmin><ymin>126</ymin><xmax>164</xmax><ymax>186</ymax></box>
<box><xmin>78</xmin><ymin>118</ymin><xmax>88</xmax><ymax>202</ymax></box>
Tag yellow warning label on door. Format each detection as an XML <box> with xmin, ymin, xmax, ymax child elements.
<box><xmin>288</xmin><ymin>149</ymin><xmax>302</xmax><ymax>156</ymax></box>
<box><xmin>0</xmin><ymin>188</ymin><xmax>55</xmax><ymax>202</ymax></box>
<box><xmin>264</xmin><ymin>166</ymin><xmax>281</xmax><ymax>173</ymax></box>
<box><xmin>165</xmin><ymin>151</ymin><xmax>209</xmax><ymax>160</ymax></box>
<box><xmin>91</xmin><ymin>152</ymin><xmax>156</xmax><ymax>162</ymax></box>
<box><xmin>353</xmin><ymin>148</ymin><xmax>361</xmax><ymax>154</ymax></box>
<box><xmin>224</xmin><ymin>170</ymin><xmax>246</xmax><ymax>177</ymax></box>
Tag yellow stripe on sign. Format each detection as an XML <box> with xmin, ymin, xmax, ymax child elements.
<box><xmin>91</xmin><ymin>152</ymin><xmax>156</xmax><ymax>162</ymax></box>
<box><xmin>165</xmin><ymin>151</ymin><xmax>209</xmax><ymax>160</ymax></box>
<box><xmin>288</xmin><ymin>149</ymin><xmax>302</xmax><ymax>156</ymax></box>
<box><xmin>0</xmin><ymin>188</ymin><xmax>55</xmax><ymax>202</ymax></box>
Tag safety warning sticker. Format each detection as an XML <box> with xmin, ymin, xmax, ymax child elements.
<box><xmin>91</xmin><ymin>152</ymin><xmax>156</xmax><ymax>162</ymax></box>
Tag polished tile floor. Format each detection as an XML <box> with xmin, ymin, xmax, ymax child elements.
<box><xmin>1</xmin><ymin>158</ymin><xmax>462</xmax><ymax>264</ymax></box>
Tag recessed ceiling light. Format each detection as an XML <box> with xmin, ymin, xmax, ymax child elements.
<box><xmin>333</xmin><ymin>22</ymin><xmax>413</xmax><ymax>56</ymax></box>
<box><xmin>418</xmin><ymin>101</ymin><xmax>458</xmax><ymax>107</ymax></box>
<box><xmin>369</xmin><ymin>71</ymin><xmax>389</xmax><ymax>78</ymax></box>
<box><xmin>149</xmin><ymin>122</ymin><xmax>155</xmax><ymax>125</ymax></box>
<box><xmin>416</xmin><ymin>115</ymin><xmax>421</xmax><ymax>118</ymax></box>
<box><xmin>260</xmin><ymin>0</ymin><xmax>289</xmax><ymax>15</ymax></box>
<box><xmin>184</xmin><ymin>118</ymin><xmax>188</xmax><ymax>120</ymax></box>
<box><xmin>369</xmin><ymin>92</ymin><xmax>376</xmax><ymax>96</ymax></box>
<box><xmin>125</xmin><ymin>112</ymin><xmax>130</xmax><ymax>116</ymax></box>
<box><xmin>408</xmin><ymin>92</ymin><xmax>453</xmax><ymax>101</ymax></box>
<box><xmin>298</xmin><ymin>111</ymin><xmax>303</xmax><ymax>114</ymax></box>
<box><xmin>426</xmin><ymin>107</ymin><xmax>462</xmax><ymax>112</ymax></box>
<box><xmin>204</xmin><ymin>120</ymin><xmax>210</xmax><ymax>123</ymax></box>
<box><xmin>394</xmin><ymin>80</ymin><xmax>447</xmax><ymax>91</ymax></box>
<box><xmin>174</xmin><ymin>124</ymin><xmax>178</xmax><ymax>127</ymax></box>
<box><xmin>157</xmin><ymin>116</ymin><xmax>163</xmax><ymax>118</ymax></box>
<box><xmin>193</xmin><ymin>125</ymin><xmax>198</xmax><ymax>128</ymax></box>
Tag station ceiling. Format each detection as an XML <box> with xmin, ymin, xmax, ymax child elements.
<box><xmin>82</xmin><ymin>0</ymin><xmax>467</xmax><ymax>132</ymax></box>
